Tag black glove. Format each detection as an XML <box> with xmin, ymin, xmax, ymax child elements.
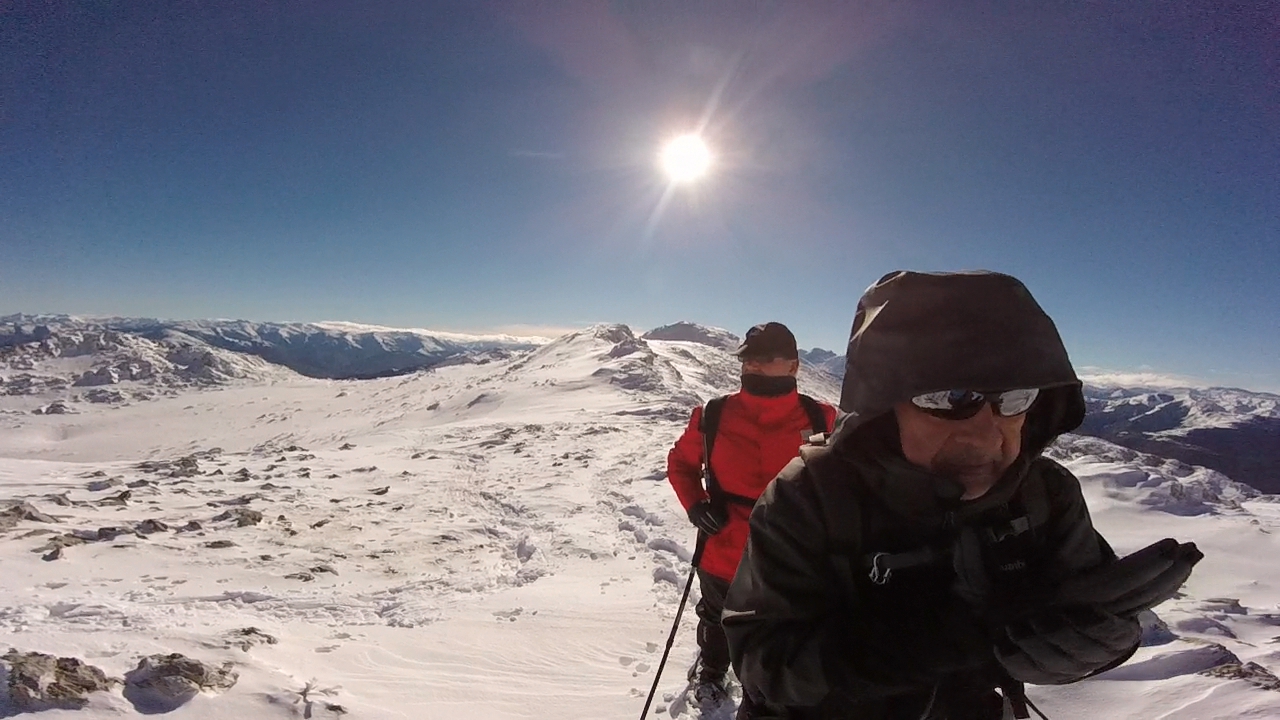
<box><xmin>687</xmin><ymin>499</ymin><xmax>728</xmax><ymax>536</ymax></box>
<box><xmin>1052</xmin><ymin>538</ymin><xmax>1204</xmax><ymax>618</ymax></box>
<box><xmin>994</xmin><ymin>606</ymin><xmax>1141</xmax><ymax>685</ymax></box>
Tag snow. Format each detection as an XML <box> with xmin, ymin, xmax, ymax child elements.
<box><xmin>0</xmin><ymin>323</ymin><xmax>1277</xmax><ymax>719</ymax></box>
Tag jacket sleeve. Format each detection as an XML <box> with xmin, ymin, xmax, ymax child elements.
<box><xmin>666</xmin><ymin>406</ymin><xmax>707</xmax><ymax>512</ymax></box>
<box><xmin>722</xmin><ymin>462</ymin><xmax>992</xmax><ymax>709</ymax></box>
<box><xmin>1038</xmin><ymin>460</ymin><xmax>1114</xmax><ymax>582</ymax></box>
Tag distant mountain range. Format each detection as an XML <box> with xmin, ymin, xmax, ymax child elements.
<box><xmin>3</xmin><ymin>314</ymin><xmax>1276</xmax><ymax>493</ymax></box>
<box><xmin>0</xmin><ymin>314</ymin><xmax>543</xmax><ymax>382</ymax></box>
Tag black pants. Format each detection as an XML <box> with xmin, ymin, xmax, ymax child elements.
<box><xmin>694</xmin><ymin>569</ymin><xmax>732</xmax><ymax>680</ymax></box>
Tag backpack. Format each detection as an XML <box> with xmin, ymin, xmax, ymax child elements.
<box><xmin>796</xmin><ymin>439</ymin><xmax>1057</xmax><ymax>720</ymax></box>
<box><xmin>698</xmin><ymin>393</ymin><xmax>830</xmax><ymax>512</ymax></box>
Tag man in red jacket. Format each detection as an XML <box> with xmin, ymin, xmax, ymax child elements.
<box><xmin>666</xmin><ymin>322</ymin><xmax>838</xmax><ymax>706</ymax></box>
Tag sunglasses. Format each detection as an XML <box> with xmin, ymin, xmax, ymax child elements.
<box><xmin>910</xmin><ymin>388</ymin><xmax>1040</xmax><ymax>420</ymax></box>
<box><xmin>740</xmin><ymin>355</ymin><xmax>792</xmax><ymax>364</ymax></box>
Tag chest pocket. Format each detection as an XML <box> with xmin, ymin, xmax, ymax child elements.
<box><xmin>801</xmin><ymin>444</ymin><xmax>1051</xmax><ymax>619</ymax></box>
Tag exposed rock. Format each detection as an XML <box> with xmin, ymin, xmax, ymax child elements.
<box><xmin>1</xmin><ymin>650</ymin><xmax>117</xmax><ymax>710</ymax></box>
<box><xmin>1200</xmin><ymin>661</ymin><xmax>1280</xmax><ymax>691</ymax></box>
<box><xmin>87</xmin><ymin>477</ymin><xmax>123</xmax><ymax>492</ymax></box>
<box><xmin>168</xmin><ymin>456</ymin><xmax>201</xmax><ymax>478</ymax></box>
<box><xmin>32</xmin><ymin>400</ymin><xmax>74</xmax><ymax>415</ymax></box>
<box><xmin>207</xmin><ymin>493</ymin><xmax>261</xmax><ymax>507</ymax></box>
<box><xmin>284</xmin><ymin>572</ymin><xmax>315</xmax><ymax>582</ymax></box>
<box><xmin>0</xmin><ymin>502</ymin><xmax>59</xmax><ymax>531</ymax></box>
<box><xmin>136</xmin><ymin>519</ymin><xmax>171</xmax><ymax>534</ymax></box>
<box><xmin>339</xmin><ymin>442</ymin><xmax>356</xmax><ymax>450</ymax></box>
<box><xmin>123</xmin><ymin>653</ymin><xmax>238</xmax><ymax>713</ymax></box>
<box><xmin>177</xmin><ymin>520</ymin><xmax>203</xmax><ymax>532</ymax></box>
<box><xmin>97</xmin><ymin>490</ymin><xmax>132</xmax><ymax>506</ymax></box>
<box><xmin>212</xmin><ymin>508</ymin><xmax>263</xmax><ymax>527</ymax></box>
<box><xmin>73</xmin><ymin>366</ymin><xmax>121</xmax><ymax>386</ymax></box>
<box><xmin>370</xmin><ymin>486</ymin><xmax>390</xmax><ymax>495</ymax></box>
<box><xmin>204</xmin><ymin>540</ymin><xmax>237</xmax><ymax>549</ymax></box>
<box><xmin>95</xmin><ymin>526</ymin><xmax>138</xmax><ymax>541</ymax></box>
<box><xmin>42</xmin><ymin>492</ymin><xmax>73</xmax><ymax>507</ymax></box>
<box><xmin>82</xmin><ymin>388</ymin><xmax>126</xmax><ymax>403</ymax></box>
<box><xmin>218</xmin><ymin>627</ymin><xmax>278</xmax><ymax>652</ymax></box>
<box><xmin>1201</xmin><ymin>598</ymin><xmax>1248</xmax><ymax>615</ymax></box>
<box><xmin>32</xmin><ymin>534</ymin><xmax>88</xmax><ymax>555</ymax></box>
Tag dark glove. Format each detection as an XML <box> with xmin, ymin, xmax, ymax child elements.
<box><xmin>1053</xmin><ymin>538</ymin><xmax>1204</xmax><ymax>618</ymax></box>
<box><xmin>994</xmin><ymin>606</ymin><xmax>1140</xmax><ymax>685</ymax></box>
<box><xmin>687</xmin><ymin>499</ymin><xmax>728</xmax><ymax>536</ymax></box>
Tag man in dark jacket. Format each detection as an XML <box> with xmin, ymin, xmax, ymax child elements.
<box><xmin>722</xmin><ymin>271</ymin><xmax>1202</xmax><ymax>719</ymax></box>
<box><xmin>668</xmin><ymin>322</ymin><xmax>838</xmax><ymax>707</ymax></box>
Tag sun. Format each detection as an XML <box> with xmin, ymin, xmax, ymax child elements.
<box><xmin>660</xmin><ymin>134</ymin><xmax>712</xmax><ymax>183</ymax></box>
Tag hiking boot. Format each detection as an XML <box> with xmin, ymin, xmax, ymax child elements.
<box><xmin>693</xmin><ymin>675</ymin><xmax>730</xmax><ymax>707</ymax></box>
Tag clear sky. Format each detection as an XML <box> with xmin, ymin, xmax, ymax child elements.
<box><xmin>2</xmin><ymin>1</ymin><xmax>1277</xmax><ymax>391</ymax></box>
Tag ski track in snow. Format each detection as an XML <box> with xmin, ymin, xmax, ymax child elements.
<box><xmin>0</xmin><ymin>328</ymin><xmax>1278</xmax><ymax>719</ymax></box>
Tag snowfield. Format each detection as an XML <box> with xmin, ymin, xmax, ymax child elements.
<box><xmin>1</xmin><ymin>323</ymin><xmax>1278</xmax><ymax>719</ymax></box>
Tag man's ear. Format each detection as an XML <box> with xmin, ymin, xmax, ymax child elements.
<box><xmin>788</xmin><ymin>359</ymin><xmax>800</xmax><ymax>376</ymax></box>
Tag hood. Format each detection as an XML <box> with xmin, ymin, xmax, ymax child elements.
<box><xmin>833</xmin><ymin>270</ymin><xmax>1085</xmax><ymax>457</ymax></box>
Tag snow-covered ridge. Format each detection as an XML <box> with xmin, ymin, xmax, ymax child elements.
<box><xmin>1079</xmin><ymin>385</ymin><xmax>1280</xmax><ymax>493</ymax></box>
<box><xmin>1049</xmin><ymin>433</ymin><xmax>1261</xmax><ymax>516</ymax></box>
<box><xmin>0</xmin><ymin>315</ymin><xmax>1277</xmax><ymax>718</ymax></box>
<box><xmin>0</xmin><ymin>325</ymin><xmax>283</xmax><ymax>408</ymax></box>
<box><xmin>640</xmin><ymin>322</ymin><xmax>739</xmax><ymax>351</ymax></box>
<box><xmin>1</xmin><ymin>314</ymin><xmax>545</xmax><ymax>383</ymax></box>
<box><xmin>798</xmin><ymin>348</ymin><xmax>845</xmax><ymax>377</ymax></box>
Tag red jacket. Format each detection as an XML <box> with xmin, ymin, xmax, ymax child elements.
<box><xmin>667</xmin><ymin>390</ymin><xmax>838</xmax><ymax>581</ymax></box>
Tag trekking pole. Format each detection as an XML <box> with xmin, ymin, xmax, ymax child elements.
<box><xmin>639</xmin><ymin>532</ymin><xmax>708</xmax><ymax>720</ymax></box>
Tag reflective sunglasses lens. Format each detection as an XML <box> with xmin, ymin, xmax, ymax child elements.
<box><xmin>995</xmin><ymin>388</ymin><xmax>1040</xmax><ymax>416</ymax></box>
<box><xmin>910</xmin><ymin>388</ymin><xmax>1040</xmax><ymax>419</ymax></box>
<box><xmin>911</xmin><ymin>390</ymin><xmax>987</xmax><ymax>419</ymax></box>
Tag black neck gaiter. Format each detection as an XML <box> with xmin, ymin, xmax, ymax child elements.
<box><xmin>741</xmin><ymin>374</ymin><xmax>798</xmax><ymax>397</ymax></box>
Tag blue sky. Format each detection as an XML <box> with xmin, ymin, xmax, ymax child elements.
<box><xmin>2</xmin><ymin>1</ymin><xmax>1277</xmax><ymax>391</ymax></box>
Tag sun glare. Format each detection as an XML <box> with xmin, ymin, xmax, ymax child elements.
<box><xmin>660</xmin><ymin>134</ymin><xmax>712</xmax><ymax>183</ymax></box>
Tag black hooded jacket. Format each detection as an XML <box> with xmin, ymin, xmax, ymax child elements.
<box><xmin>722</xmin><ymin>271</ymin><xmax>1134</xmax><ymax>719</ymax></box>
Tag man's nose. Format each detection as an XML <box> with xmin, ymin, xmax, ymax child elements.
<box><xmin>951</xmin><ymin>404</ymin><xmax>1002</xmax><ymax>440</ymax></box>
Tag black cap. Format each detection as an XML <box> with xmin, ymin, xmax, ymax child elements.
<box><xmin>735</xmin><ymin>322</ymin><xmax>798</xmax><ymax>359</ymax></box>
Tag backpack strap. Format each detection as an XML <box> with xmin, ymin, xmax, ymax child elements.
<box><xmin>797</xmin><ymin>394</ymin><xmax>830</xmax><ymax>442</ymax></box>
<box><xmin>698</xmin><ymin>396</ymin><xmax>730</xmax><ymax>510</ymax></box>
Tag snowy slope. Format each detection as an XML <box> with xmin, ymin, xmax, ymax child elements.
<box><xmin>0</xmin><ymin>322</ymin><xmax>1276</xmax><ymax>719</ymax></box>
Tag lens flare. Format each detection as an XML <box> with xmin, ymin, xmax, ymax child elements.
<box><xmin>659</xmin><ymin>135</ymin><xmax>712</xmax><ymax>183</ymax></box>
